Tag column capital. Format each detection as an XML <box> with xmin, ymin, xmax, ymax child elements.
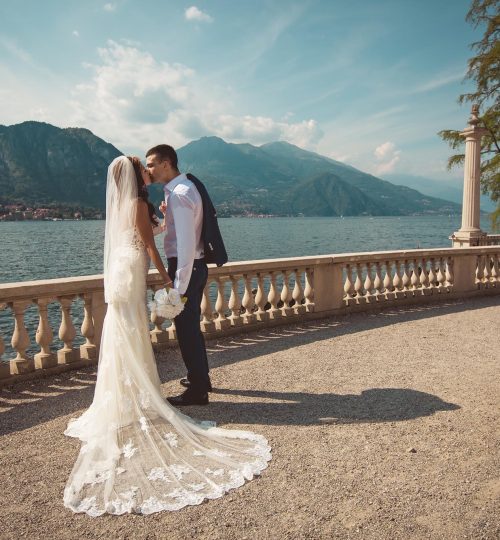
<box><xmin>460</xmin><ymin>104</ymin><xmax>488</xmax><ymax>138</ymax></box>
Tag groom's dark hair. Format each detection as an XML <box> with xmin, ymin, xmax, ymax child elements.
<box><xmin>146</xmin><ymin>144</ymin><xmax>178</xmax><ymax>169</ymax></box>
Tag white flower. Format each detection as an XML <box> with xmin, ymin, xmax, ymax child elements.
<box><xmin>167</xmin><ymin>288</ymin><xmax>181</xmax><ymax>304</ymax></box>
<box><xmin>163</xmin><ymin>432</ymin><xmax>178</xmax><ymax>447</ymax></box>
<box><xmin>122</xmin><ymin>439</ymin><xmax>137</xmax><ymax>458</ymax></box>
<box><xmin>149</xmin><ymin>287</ymin><xmax>186</xmax><ymax>320</ymax></box>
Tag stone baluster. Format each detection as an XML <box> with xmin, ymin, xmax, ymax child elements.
<box><xmin>200</xmin><ymin>284</ymin><xmax>216</xmax><ymax>333</ymax></box>
<box><xmin>428</xmin><ymin>258</ymin><xmax>437</xmax><ymax>293</ymax></box>
<box><xmin>57</xmin><ymin>296</ymin><xmax>79</xmax><ymax>364</ymax></box>
<box><xmin>343</xmin><ymin>264</ymin><xmax>354</xmax><ymax>305</ymax></box>
<box><xmin>79</xmin><ymin>293</ymin><xmax>98</xmax><ymax>360</ymax></box>
<box><xmin>445</xmin><ymin>257</ymin><xmax>454</xmax><ymax>289</ymax></box>
<box><xmin>383</xmin><ymin>261</ymin><xmax>394</xmax><ymax>300</ymax></box>
<box><xmin>0</xmin><ymin>316</ymin><xmax>9</xmax><ymax>379</ymax></box>
<box><xmin>373</xmin><ymin>262</ymin><xmax>382</xmax><ymax>301</ymax></box>
<box><xmin>475</xmin><ymin>255</ymin><xmax>484</xmax><ymax>286</ymax></box>
<box><xmin>10</xmin><ymin>300</ymin><xmax>34</xmax><ymax>374</ymax></box>
<box><xmin>363</xmin><ymin>263</ymin><xmax>373</xmax><ymax>303</ymax></box>
<box><xmin>34</xmin><ymin>297</ymin><xmax>56</xmax><ymax>369</ymax></box>
<box><xmin>436</xmin><ymin>259</ymin><xmax>446</xmax><ymax>291</ymax></box>
<box><xmin>393</xmin><ymin>260</ymin><xmax>402</xmax><ymax>298</ymax></box>
<box><xmin>491</xmin><ymin>254</ymin><xmax>499</xmax><ymax>284</ymax></box>
<box><xmin>228</xmin><ymin>276</ymin><xmax>243</xmax><ymax>327</ymax></box>
<box><xmin>267</xmin><ymin>272</ymin><xmax>282</xmax><ymax>320</ymax></box>
<box><xmin>353</xmin><ymin>264</ymin><xmax>363</xmax><ymax>304</ymax></box>
<box><xmin>292</xmin><ymin>270</ymin><xmax>306</xmax><ymax>315</ymax></box>
<box><xmin>150</xmin><ymin>286</ymin><xmax>169</xmax><ymax>344</ymax></box>
<box><xmin>419</xmin><ymin>258</ymin><xmax>429</xmax><ymax>293</ymax></box>
<box><xmin>255</xmin><ymin>273</ymin><xmax>270</xmax><ymax>322</ymax></box>
<box><xmin>214</xmin><ymin>277</ymin><xmax>231</xmax><ymax>330</ymax></box>
<box><xmin>241</xmin><ymin>274</ymin><xmax>256</xmax><ymax>324</ymax></box>
<box><xmin>401</xmin><ymin>260</ymin><xmax>411</xmax><ymax>294</ymax></box>
<box><xmin>304</xmin><ymin>268</ymin><xmax>314</xmax><ymax>312</ymax></box>
<box><xmin>280</xmin><ymin>270</ymin><xmax>294</xmax><ymax>316</ymax></box>
<box><xmin>410</xmin><ymin>258</ymin><xmax>421</xmax><ymax>294</ymax></box>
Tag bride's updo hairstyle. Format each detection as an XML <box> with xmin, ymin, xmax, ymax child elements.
<box><xmin>128</xmin><ymin>156</ymin><xmax>159</xmax><ymax>226</ymax></box>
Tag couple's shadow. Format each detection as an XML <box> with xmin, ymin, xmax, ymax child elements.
<box><xmin>189</xmin><ymin>387</ymin><xmax>460</xmax><ymax>426</ymax></box>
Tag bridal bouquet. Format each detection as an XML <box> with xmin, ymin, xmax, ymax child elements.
<box><xmin>149</xmin><ymin>287</ymin><xmax>187</xmax><ymax>320</ymax></box>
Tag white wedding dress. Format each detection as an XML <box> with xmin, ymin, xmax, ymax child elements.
<box><xmin>63</xmin><ymin>157</ymin><xmax>271</xmax><ymax>516</ymax></box>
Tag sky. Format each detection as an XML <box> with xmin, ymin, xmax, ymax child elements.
<box><xmin>0</xmin><ymin>0</ymin><xmax>485</xmax><ymax>182</ymax></box>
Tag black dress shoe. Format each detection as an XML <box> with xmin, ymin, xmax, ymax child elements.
<box><xmin>180</xmin><ymin>377</ymin><xmax>213</xmax><ymax>392</ymax></box>
<box><xmin>167</xmin><ymin>389</ymin><xmax>209</xmax><ymax>406</ymax></box>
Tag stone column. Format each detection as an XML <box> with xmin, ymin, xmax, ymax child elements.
<box><xmin>451</xmin><ymin>105</ymin><xmax>488</xmax><ymax>247</ymax></box>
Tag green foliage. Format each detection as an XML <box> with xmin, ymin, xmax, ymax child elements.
<box><xmin>439</xmin><ymin>0</ymin><xmax>500</xmax><ymax>228</ymax></box>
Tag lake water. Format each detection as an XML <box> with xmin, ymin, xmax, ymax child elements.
<box><xmin>0</xmin><ymin>214</ymin><xmax>494</xmax><ymax>360</ymax></box>
<box><xmin>0</xmin><ymin>215</ymin><xmax>492</xmax><ymax>284</ymax></box>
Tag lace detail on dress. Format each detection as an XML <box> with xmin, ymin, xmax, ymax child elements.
<box><xmin>130</xmin><ymin>228</ymin><xmax>146</xmax><ymax>251</ymax></box>
<box><xmin>64</xmin><ymin>410</ymin><xmax>271</xmax><ymax>516</ymax></box>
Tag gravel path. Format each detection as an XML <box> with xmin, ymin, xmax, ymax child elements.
<box><xmin>0</xmin><ymin>295</ymin><xmax>499</xmax><ymax>540</ymax></box>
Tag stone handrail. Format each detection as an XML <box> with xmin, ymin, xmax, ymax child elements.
<box><xmin>1</xmin><ymin>245</ymin><xmax>499</xmax><ymax>385</ymax></box>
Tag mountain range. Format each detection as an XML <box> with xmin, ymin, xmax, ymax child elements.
<box><xmin>383</xmin><ymin>173</ymin><xmax>495</xmax><ymax>212</ymax></box>
<box><xmin>0</xmin><ymin>121</ymin><xmax>462</xmax><ymax>217</ymax></box>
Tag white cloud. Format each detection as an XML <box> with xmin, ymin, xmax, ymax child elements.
<box><xmin>72</xmin><ymin>30</ymin><xmax>80</xmax><ymax>37</ymax></box>
<box><xmin>103</xmin><ymin>3</ymin><xmax>117</xmax><ymax>12</ymax></box>
<box><xmin>413</xmin><ymin>71</ymin><xmax>464</xmax><ymax>93</ymax></box>
<box><xmin>185</xmin><ymin>6</ymin><xmax>213</xmax><ymax>23</ymax></box>
<box><xmin>374</xmin><ymin>141</ymin><xmax>396</xmax><ymax>160</ymax></box>
<box><xmin>373</xmin><ymin>141</ymin><xmax>401</xmax><ymax>175</ymax></box>
<box><xmin>1</xmin><ymin>38</ymin><xmax>32</xmax><ymax>63</ymax></box>
<box><xmin>67</xmin><ymin>41</ymin><xmax>322</xmax><ymax>153</ymax></box>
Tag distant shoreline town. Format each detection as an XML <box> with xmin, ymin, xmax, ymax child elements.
<box><xmin>0</xmin><ymin>202</ymin><xmax>285</xmax><ymax>221</ymax></box>
<box><xmin>0</xmin><ymin>203</ymin><xmax>104</xmax><ymax>221</ymax></box>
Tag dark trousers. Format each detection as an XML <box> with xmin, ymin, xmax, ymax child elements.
<box><xmin>167</xmin><ymin>258</ymin><xmax>210</xmax><ymax>393</ymax></box>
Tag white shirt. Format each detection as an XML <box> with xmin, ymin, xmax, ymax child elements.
<box><xmin>163</xmin><ymin>173</ymin><xmax>204</xmax><ymax>295</ymax></box>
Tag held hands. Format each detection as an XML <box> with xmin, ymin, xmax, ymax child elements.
<box><xmin>159</xmin><ymin>201</ymin><xmax>167</xmax><ymax>216</ymax></box>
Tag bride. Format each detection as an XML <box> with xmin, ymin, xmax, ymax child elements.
<box><xmin>63</xmin><ymin>156</ymin><xmax>271</xmax><ymax>516</ymax></box>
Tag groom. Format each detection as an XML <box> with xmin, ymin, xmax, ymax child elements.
<box><xmin>146</xmin><ymin>144</ymin><xmax>212</xmax><ymax>406</ymax></box>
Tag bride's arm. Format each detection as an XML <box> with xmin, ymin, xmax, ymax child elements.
<box><xmin>136</xmin><ymin>200</ymin><xmax>172</xmax><ymax>287</ymax></box>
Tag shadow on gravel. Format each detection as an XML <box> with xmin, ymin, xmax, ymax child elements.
<box><xmin>1</xmin><ymin>295</ymin><xmax>493</xmax><ymax>435</ymax></box>
<box><xmin>191</xmin><ymin>387</ymin><xmax>460</xmax><ymax>426</ymax></box>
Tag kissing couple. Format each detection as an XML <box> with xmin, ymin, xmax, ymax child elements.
<box><xmin>63</xmin><ymin>145</ymin><xmax>271</xmax><ymax>516</ymax></box>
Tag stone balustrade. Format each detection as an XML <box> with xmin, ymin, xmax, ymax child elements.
<box><xmin>0</xmin><ymin>245</ymin><xmax>499</xmax><ymax>385</ymax></box>
<box><xmin>483</xmin><ymin>234</ymin><xmax>500</xmax><ymax>246</ymax></box>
